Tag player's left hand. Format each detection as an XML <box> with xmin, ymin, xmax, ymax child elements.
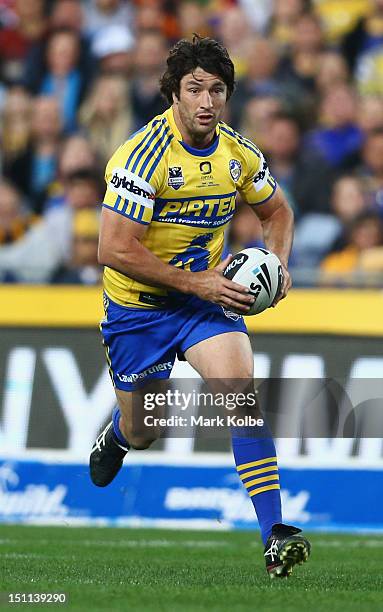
<box><xmin>271</xmin><ymin>263</ymin><xmax>291</xmax><ymax>307</ymax></box>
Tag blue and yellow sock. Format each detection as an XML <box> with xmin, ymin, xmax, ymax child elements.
<box><xmin>231</xmin><ymin>432</ymin><xmax>282</xmax><ymax>545</ymax></box>
<box><xmin>112</xmin><ymin>407</ymin><xmax>130</xmax><ymax>448</ymax></box>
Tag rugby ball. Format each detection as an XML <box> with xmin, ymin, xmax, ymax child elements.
<box><xmin>223</xmin><ymin>247</ymin><xmax>284</xmax><ymax>315</ymax></box>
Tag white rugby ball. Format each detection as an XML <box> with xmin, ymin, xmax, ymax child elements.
<box><xmin>223</xmin><ymin>247</ymin><xmax>284</xmax><ymax>315</ymax></box>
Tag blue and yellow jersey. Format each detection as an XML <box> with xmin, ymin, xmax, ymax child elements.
<box><xmin>102</xmin><ymin>107</ymin><xmax>277</xmax><ymax>307</ymax></box>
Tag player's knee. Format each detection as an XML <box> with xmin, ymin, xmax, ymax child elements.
<box><xmin>128</xmin><ymin>436</ymin><xmax>157</xmax><ymax>450</ymax></box>
<box><xmin>218</xmin><ymin>374</ymin><xmax>254</xmax><ymax>395</ymax></box>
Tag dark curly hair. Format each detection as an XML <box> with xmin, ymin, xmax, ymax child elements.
<box><xmin>160</xmin><ymin>34</ymin><xmax>235</xmax><ymax>105</ymax></box>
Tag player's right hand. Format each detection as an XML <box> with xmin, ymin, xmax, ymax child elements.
<box><xmin>189</xmin><ymin>255</ymin><xmax>255</xmax><ymax>313</ymax></box>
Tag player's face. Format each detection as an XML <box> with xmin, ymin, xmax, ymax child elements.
<box><xmin>175</xmin><ymin>67</ymin><xmax>227</xmax><ymax>144</ymax></box>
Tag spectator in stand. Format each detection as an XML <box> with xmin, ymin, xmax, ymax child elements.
<box><xmin>0</xmin><ymin>180</ymin><xmax>37</xmax><ymax>246</ymax></box>
<box><xmin>50</xmin><ymin>208</ymin><xmax>102</xmax><ymax>285</ymax></box>
<box><xmin>44</xmin><ymin>167</ymin><xmax>104</xmax><ymax>262</ymax></box>
<box><xmin>278</xmin><ymin>11</ymin><xmax>325</xmax><ymax>95</ymax></box>
<box><xmin>237</xmin><ymin>94</ymin><xmax>283</xmax><ymax>148</ymax></box>
<box><xmin>263</xmin><ymin>113</ymin><xmax>334</xmax><ymax>216</ymax></box>
<box><xmin>3</xmin><ymin>95</ymin><xmax>62</xmax><ymax>213</ymax></box>
<box><xmin>58</xmin><ymin>134</ymin><xmax>100</xmax><ymax>179</ymax></box>
<box><xmin>24</xmin><ymin>1</ymin><xmax>95</xmax><ymax>103</ymax></box>
<box><xmin>79</xmin><ymin>74</ymin><xmax>131</xmax><ymax>163</ymax></box>
<box><xmin>357</xmin><ymin>95</ymin><xmax>383</xmax><ymax>133</ymax></box>
<box><xmin>315</xmin><ymin>0</ymin><xmax>370</xmax><ymax>45</ymax></box>
<box><xmin>177</xmin><ymin>1</ymin><xmax>211</xmax><ymax>40</ymax></box>
<box><xmin>1</xmin><ymin>87</ymin><xmax>31</xmax><ymax>170</ymax></box>
<box><xmin>84</xmin><ymin>0</ymin><xmax>134</xmax><ymax>41</ymax></box>
<box><xmin>315</xmin><ymin>51</ymin><xmax>350</xmax><ymax>95</ymax></box>
<box><xmin>48</xmin><ymin>0</ymin><xmax>96</xmax><ymax>85</ymax></box>
<box><xmin>293</xmin><ymin>175</ymin><xmax>369</xmax><ymax>267</ymax></box>
<box><xmin>135</xmin><ymin>1</ymin><xmax>177</xmax><ymax>42</ymax></box>
<box><xmin>49</xmin><ymin>0</ymin><xmax>84</xmax><ymax>32</ymax></box>
<box><xmin>343</xmin><ymin>96</ymin><xmax>383</xmax><ymax>169</ymax></box>
<box><xmin>129</xmin><ymin>30</ymin><xmax>168</xmax><ymax>128</ymax></box>
<box><xmin>216</xmin><ymin>5</ymin><xmax>253</xmax><ymax>79</ymax></box>
<box><xmin>0</xmin><ymin>178</ymin><xmax>62</xmax><ymax>283</ymax></box>
<box><xmin>355</xmin><ymin>128</ymin><xmax>383</xmax><ymax>214</ymax></box>
<box><xmin>25</xmin><ymin>27</ymin><xmax>88</xmax><ymax>133</ymax></box>
<box><xmin>43</xmin><ymin>134</ymin><xmax>101</xmax><ymax>212</ymax></box>
<box><xmin>355</xmin><ymin>45</ymin><xmax>383</xmax><ymax>97</ymax></box>
<box><xmin>236</xmin><ymin>0</ymin><xmax>273</xmax><ymax>34</ymax></box>
<box><xmin>303</xmin><ymin>83</ymin><xmax>364</xmax><ymax>169</ymax></box>
<box><xmin>273</xmin><ymin>10</ymin><xmax>326</xmax><ymax>124</ymax></box>
<box><xmin>91</xmin><ymin>24</ymin><xmax>134</xmax><ymax>75</ymax></box>
<box><xmin>342</xmin><ymin>0</ymin><xmax>383</xmax><ymax>73</ymax></box>
<box><xmin>230</xmin><ymin>37</ymin><xmax>295</xmax><ymax>129</ymax></box>
<box><xmin>329</xmin><ymin>175</ymin><xmax>372</xmax><ymax>252</ymax></box>
<box><xmin>331</xmin><ymin>175</ymin><xmax>369</xmax><ymax>228</ymax></box>
<box><xmin>267</xmin><ymin>0</ymin><xmax>307</xmax><ymax>51</ymax></box>
<box><xmin>0</xmin><ymin>0</ymin><xmax>47</xmax><ymax>85</ymax></box>
<box><xmin>320</xmin><ymin>211</ymin><xmax>383</xmax><ymax>282</ymax></box>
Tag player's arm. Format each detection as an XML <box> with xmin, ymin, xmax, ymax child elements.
<box><xmin>238</xmin><ymin>147</ymin><xmax>294</xmax><ymax>304</ymax></box>
<box><xmin>98</xmin><ymin>209</ymin><xmax>254</xmax><ymax>312</ymax></box>
<box><xmin>253</xmin><ymin>186</ymin><xmax>294</xmax><ymax>304</ymax></box>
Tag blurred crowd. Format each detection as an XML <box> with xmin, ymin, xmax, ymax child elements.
<box><xmin>2</xmin><ymin>0</ymin><xmax>383</xmax><ymax>286</ymax></box>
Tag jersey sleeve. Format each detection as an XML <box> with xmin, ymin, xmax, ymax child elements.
<box><xmin>237</xmin><ymin>142</ymin><xmax>277</xmax><ymax>206</ymax></box>
<box><xmin>102</xmin><ymin>133</ymin><xmax>163</xmax><ymax>225</ymax></box>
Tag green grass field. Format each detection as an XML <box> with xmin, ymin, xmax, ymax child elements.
<box><xmin>1</xmin><ymin>526</ymin><xmax>382</xmax><ymax>611</ymax></box>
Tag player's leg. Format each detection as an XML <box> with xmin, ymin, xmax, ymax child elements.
<box><xmin>185</xmin><ymin>332</ymin><xmax>283</xmax><ymax>542</ymax></box>
<box><xmin>185</xmin><ymin>331</ymin><xmax>310</xmax><ymax>577</ymax></box>
<box><xmin>90</xmin><ymin>294</ymin><xmax>176</xmax><ymax>487</ymax></box>
<box><xmin>90</xmin><ymin>386</ymin><xmax>162</xmax><ymax>487</ymax></box>
<box><xmin>113</xmin><ymin>387</ymin><xmax>163</xmax><ymax>450</ymax></box>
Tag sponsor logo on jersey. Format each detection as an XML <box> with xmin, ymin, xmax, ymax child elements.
<box><xmin>200</xmin><ymin>161</ymin><xmax>212</xmax><ymax>175</ymax></box>
<box><xmin>111</xmin><ymin>173</ymin><xmax>153</xmax><ymax>199</ymax></box>
<box><xmin>221</xmin><ymin>307</ymin><xmax>242</xmax><ymax>321</ymax></box>
<box><xmin>168</xmin><ymin>166</ymin><xmax>185</xmax><ymax>190</ymax></box>
<box><xmin>154</xmin><ymin>195</ymin><xmax>236</xmax><ymax>227</ymax></box>
<box><xmin>117</xmin><ymin>361</ymin><xmax>173</xmax><ymax>383</ymax></box>
<box><xmin>109</xmin><ymin>167</ymin><xmax>155</xmax><ymax>208</ymax></box>
<box><xmin>229</xmin><ymin>159</ymin><xmax>242</xmax><ymax>182</ymax></box>
<box><xmin>197</xmin><ymin>161</ymin><xmax>219</xmax><ymax>188</ymax></box>
<box><xmin>253</xmin><ymin>155</ymin><xmax>270</xmax><ymax>192</ymax></box>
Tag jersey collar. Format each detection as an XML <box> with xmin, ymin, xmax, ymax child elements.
<box><xmin>166</xmin><ymin>107</ymin><xmax>220</xmax><ymax>157</ymax></box>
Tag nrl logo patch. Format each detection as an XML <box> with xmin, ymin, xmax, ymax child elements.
<box><xmin>168</xmin><ymin>166</ymin><xmax>185</xmax><ymax>190</ymax></box>
<box><xmin>229</xmin><ymin>159</ymin><xmax>242</xmax><ymax>182</ymax></box>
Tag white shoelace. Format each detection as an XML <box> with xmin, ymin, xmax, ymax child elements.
<box><xmin>264</xmin><ymin>539</ymin><xmax>279</xmax><ymax>562</ymax></box>
<box><xmin>91</xmin><ymin>423</ymin><xmax>111</xmax><ymax>453</ymax></box>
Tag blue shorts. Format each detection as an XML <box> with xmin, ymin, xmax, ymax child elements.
<box><xmin>100</xmin><ymin>293</ymin><xmax>248</xmax><ymax>391</ymax></box>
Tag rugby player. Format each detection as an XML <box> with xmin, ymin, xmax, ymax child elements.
<box><xmin>90</xmin><ymin>35</ymin><xmax>310</xmax><ymax>577</ymax></box>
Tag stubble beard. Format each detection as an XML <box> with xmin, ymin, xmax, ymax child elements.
<box><xmin>180</xmin><ymin>106</ymin><xmax>218</xmax><ymax>146</ymax></box>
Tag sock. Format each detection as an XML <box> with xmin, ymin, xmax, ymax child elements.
<box><xmin>231</xmin><ymin>429</ymin><xmax>282</xmax><ymax>545</ymax></box>
<box><xmin>112</xmin><ymin>407</ymin><xmax>129</xmax><ymax>448</ymax></box>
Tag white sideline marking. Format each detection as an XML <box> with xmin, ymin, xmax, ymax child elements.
<box><xmin>78</xmin><ymin>538</ymin><xmax>229</xmax><ymax>548</ymax></box>
<box><xmin>3</xmin><ymin>537</ymin><xmax>383</xmax><ymax>549</ymax></box>
<box><xmin>0</xmin><ymin>538</ymin><xmax>229</xmax><ymax>549</ymax></box>
<box><xmin>3</xmin><ymin>552</ymin><xmax>45</xmax><ymax>559</ymax></box>
<box><xmin>314</xmin><ymin>539</ymin><xmax>383</xmax><ymax>548</ymax></box>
